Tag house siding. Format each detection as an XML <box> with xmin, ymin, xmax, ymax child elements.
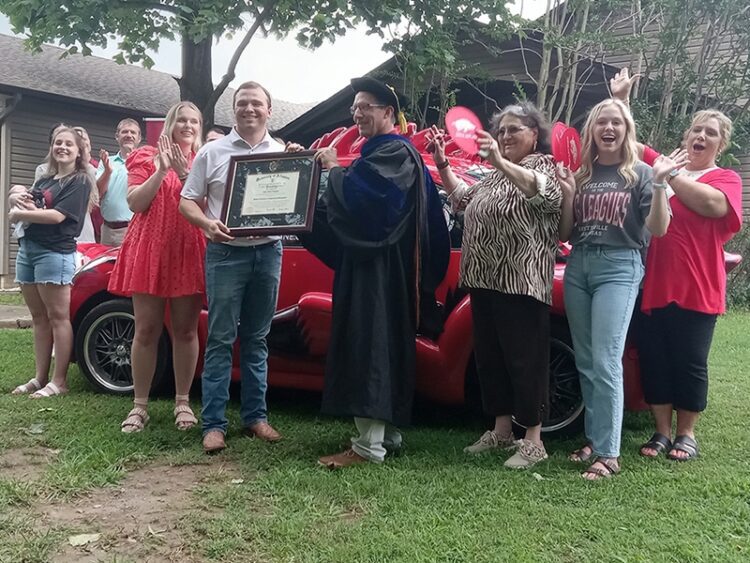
<box><xmin>1</xmin><ymin>93</ymin><xmax>134</xmax><ymax>288</ymax></box>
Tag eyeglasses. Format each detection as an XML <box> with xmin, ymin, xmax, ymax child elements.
<box><xmin>349</xmin><ymin>103</ymin><xmax>388</xmax><ymax>116</ymax></box>
<box><xmin>497</xmin><ymin>125</ymin><xmax>529</xmax><ymax>137</ymax></box>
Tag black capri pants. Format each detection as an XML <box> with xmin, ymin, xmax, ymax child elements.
<box><xmin>470</xmin><ymin>289</ymin><xmax>550</xmax><ymax>427</ymax></box>
<box><xmin>635</xmin><ymin>303</ymin><xmax>717</xmax><ymax>412</ymax></box>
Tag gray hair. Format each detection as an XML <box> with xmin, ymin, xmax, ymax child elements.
<box><xmin>489</xmin><ymin>102</ymin><xmax>552</xmax><ymax>155</ymax></box>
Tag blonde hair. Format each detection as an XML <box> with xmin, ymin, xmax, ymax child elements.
<box><xmin>43</xmin><ymin>127</ymin><xmax>97</xmax><ymax>211</ymax></box>
<box><xmin>161</xmin><ymin>102</ymin><xmax>203</xmax><ymax>153</ymax></box>
<box><xmin>576</xmin><ymin>98</ymin><xmax>639</xmax><ymax>189</ymax></box>
<box><xmin>683</xmin><ymin>109</ymin><xmax>733</xmax><ymax>154</ymax></box>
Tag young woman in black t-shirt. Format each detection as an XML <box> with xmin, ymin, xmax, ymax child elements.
<box><xmin>9</xmin><ymin>128</ymin><xmax>92</xmax><ymax>398</ymax></box>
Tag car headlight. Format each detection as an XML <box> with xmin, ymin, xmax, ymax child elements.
<box><xmin>72</xmin><ymin>254</ymin><xmax>117</xmax><ymax>281</ymax></box>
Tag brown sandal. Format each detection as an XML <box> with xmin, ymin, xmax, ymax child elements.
<box><xmin>582</xmin><ymin>457</ymin><xmax>620</xmax><ymax>480</ymax></box>
<box><xmin>568</xmin><ymin>443</ymin><xmax>594</xmax><ymax>462</ymax></box>
<box><xmin>121</xmin><ymin>407</ymin><xmax>150</xmax><ymax>433</ymax></box>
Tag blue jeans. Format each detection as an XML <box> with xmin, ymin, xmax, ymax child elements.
<box><xmin>563</xmin><ymin>246</ymin><xmax>644</xmax><ymax>458</ymax></box>
<box><xmin>16</xmin><ymin>238</ymin><xmax>76</xmax><ymax>285</ymax></box>
<box><xmin>201</xmin><ymin>241</ymin><xmax>282</xmax><ymax>435</ymax></box>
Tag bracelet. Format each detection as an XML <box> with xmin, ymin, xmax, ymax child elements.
<box><xmin>436</xmin><ymin>159</ymin><xmax>451</xmax><ymax>170</ymax></box>
<box><xmin>653</xmin><ymin>182</ymin><xmax>668</xmax><ymax>190</ymax></box>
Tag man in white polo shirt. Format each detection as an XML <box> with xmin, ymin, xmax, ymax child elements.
<box><xmin>180</xmin><ymin>81</ymin><xmax>297</xmax><ymax>454</ymax></box>
<box><xmin>96</xmin><ymin>118</ymin><xmax>141</xmax><ymax>246</ymax></box>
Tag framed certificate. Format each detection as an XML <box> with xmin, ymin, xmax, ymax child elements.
<box><xmin>221</xmin><ymin>150</ymin><xmax>321</xmax><ymax>236</ymax></box>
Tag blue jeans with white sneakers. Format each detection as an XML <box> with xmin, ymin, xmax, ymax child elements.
<box><xmin>563</xmin><ymin>246</ymin><xmax>643</xmax><ymax>458</ymax></box>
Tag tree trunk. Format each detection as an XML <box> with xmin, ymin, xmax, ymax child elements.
<box><xmin>177</xmin><ymin>33</ymin><xmax>215</xmax><ymax>128</ymax></box>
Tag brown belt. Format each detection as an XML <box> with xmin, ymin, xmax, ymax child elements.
<box><xmin>103</xmin><ymin>221</ymin><xmax>130</xmax><ymax>229</ymax></box>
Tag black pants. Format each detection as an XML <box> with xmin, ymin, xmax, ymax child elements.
<box><xmin>470</xmin><ymin>289</ymin><xmax>550</xmax><ymax>427</ymax></box>
<box><xmin>635</xmin><ymin>303</ymin><xmax>717</xmax><ymax>412</ymax></box>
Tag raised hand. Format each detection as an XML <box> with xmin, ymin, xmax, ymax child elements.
<box><xmin>426</xmin><ymin>125</ymin><xmax>447</xmax><ymax>162</ymax></box>
<box><xmin>170</xmin><ymin>142</ymin><xmax>190</xmax><ymax>179</ymax></box>
<box><xmin>99</xmin><ymin>149</ymin><xmax>112</xmax><ymax>174</ymax></box>
<box><xmin>610</xmin><ymin>68</ymin><xmax>640</xmax><ymax>103</ymax></box>
<box><xmin>556</xmin><ymin>163</ymin><xmax>576</xmax><ymax>200</ymax></box>
<box><xmin>476</xmin><ymin>130</ymin><xmax>503</xmax><ymax>169</ymax></box>
<box><xmin>653</xmin><ymin>148</ymin><xmax>690</xmax><ymax>183</ymax></box>
<box><xmin>155</xmin><ymin>135</ymin><xmax>172</xmax><ymax>175</ymax></box>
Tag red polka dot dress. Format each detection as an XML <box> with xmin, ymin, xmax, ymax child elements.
<box><xmin>108</xmin><ymin>146</ymin><xmax>206</xmax><ymax>298</ymax></box>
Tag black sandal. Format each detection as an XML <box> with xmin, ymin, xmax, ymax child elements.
<box><xmin>582</xmin><ymin>457</ymin><xmax>620</xmax><ymax>480</ymax></box>
<box><xmin>639</xmin><ymin>432</ymin><xmax>672</xmax><ymax>458</ymax></box>
<box><xmin>668</xmin><ymin>435</ymin><xmax>699</xmax><ymax>461</ymax></box>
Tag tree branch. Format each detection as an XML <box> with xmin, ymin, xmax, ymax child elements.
<box><xmin>206</xmin><ymin>6</ymin><xmax>270</xmax><ymax>113</ymax></box>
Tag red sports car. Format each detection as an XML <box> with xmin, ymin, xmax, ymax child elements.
<box><xmin>69</xmin><ymin>124</ymin><xmax>742</xmax><ymax>435</ymax></box>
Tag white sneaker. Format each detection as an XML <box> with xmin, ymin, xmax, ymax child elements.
<box><xmin>504</xmin><ymin>439</ymin><xmax>548</xmax><ymax>469</ymax></box>
<box><xmin>463</xmin><ymin>430</ymin><xmax>516</xmax><ymax>454</ymax></box>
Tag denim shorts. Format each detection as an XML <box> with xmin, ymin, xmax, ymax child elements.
<box><xmin>15</xmin><ymin>238</ymin><xmax>76</xmax><ymax>285</ymax></box>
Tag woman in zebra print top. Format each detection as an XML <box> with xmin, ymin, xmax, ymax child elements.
<box><xmin>428</xmin><ymin>102</ymin><xmax>562</xmax><ymax>469</ymax></box>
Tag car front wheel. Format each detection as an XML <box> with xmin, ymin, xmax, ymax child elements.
<box><xmin>74</xmin><ymin>299</ymin><xmax>170</xmax><ymax>395</ymax></box>
<box><xmin>512</xmin><ymin>321</ymin><xmax>583</xmax><ymax>436</ymax></box>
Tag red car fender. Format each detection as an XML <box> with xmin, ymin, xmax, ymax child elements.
<box><xmin>296</xmin><ymin>292</ymin><xmax>333</xmax><ymax>357</ymax></box>
<box><xmin>416</xmin><ymin>294</ymin><xmax>474</xmax><ymax>406</ymax></box>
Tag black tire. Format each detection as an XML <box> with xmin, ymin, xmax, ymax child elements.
<box><xmin>539</xmin><ymin>321</ymin><xmax>583</xmax><ymax>435</ymax></box>
<box><xmin>74</xmin><ymin>298</ymin><xmax>170</xmax><ymax>395</ymax></box>
<box><xmin>464</xmin><ymin>318</ymin><xmax>583</xmax><ymax>437</ymax></box>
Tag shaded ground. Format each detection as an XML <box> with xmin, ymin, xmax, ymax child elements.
<box><xmin>0</xmin><ymin>447</ymin><xmax>59</xmax><ymax>482</ymax></box>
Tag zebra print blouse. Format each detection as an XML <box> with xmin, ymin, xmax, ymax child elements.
<box><xmin>449</xmin><ymin>153</ymin><xmax>562</xmax><ymax>305</ymax></box>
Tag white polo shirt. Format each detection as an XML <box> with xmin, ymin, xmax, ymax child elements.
<box><xmin>181</xmin><ymin>127</ymin><xmax>285</xmax><ymax>247</ymax></box>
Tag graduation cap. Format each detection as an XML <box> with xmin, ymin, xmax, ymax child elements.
<box><xmin>350</xmin><ymin>76</ymin><xmax>409</xmax><ymax>134</ymax></box>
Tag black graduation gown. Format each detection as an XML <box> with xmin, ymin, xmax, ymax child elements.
<box><xmin>300</xmin><ymin>134</ymin><xmax>449</xmax><ymax>426</ymax></box>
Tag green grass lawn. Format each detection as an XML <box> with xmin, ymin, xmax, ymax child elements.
<box><xmin>0</xmin><ymin>292</ymin><xmax>25</xmax><ymax>306</ymax></box>
<box><xmin>1</xmin><ymin>313</ymin><xmax>749</xmax><ymax>562</ymax></box>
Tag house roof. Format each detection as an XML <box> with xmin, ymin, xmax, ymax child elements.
<box><xmin>278</xmin><ymin>28</ymin><xmax>622</xmax><ymax>143</ymax></box>
<box><xmin>0</xmin><ymin>33</ymin><xmax>315</xmax><ymax>130</ymax></box>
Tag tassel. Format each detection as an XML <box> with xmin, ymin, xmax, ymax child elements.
<box><xmin>398</xmin><ymin>111</ymin><xmax>408</xmax><ymax>135</ymax></box>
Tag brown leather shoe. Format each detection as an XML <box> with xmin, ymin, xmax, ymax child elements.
<box><xmin>203</xmin><ymin>430</ymin><xmax>226</xmax><ymax>454</ymax></box>
<box><xmin>244</xmin><ymin>421</ymin><xmax>282</xmax><ymax>443</ymax></box>
<box><xmin>318</xmin><ymin>448</ymin><xmax>369</xmax><ymax>469</ymax></box>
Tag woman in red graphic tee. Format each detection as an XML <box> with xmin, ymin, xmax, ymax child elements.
<box><xmin>108</xmin><ymin>102</ymin><xmax>206</xmax><ymax>434</ymax></box>
<box><xmin>636</xmin><ymin>111</ymin><xmax>742</xmax><ymax>462</ymax></box>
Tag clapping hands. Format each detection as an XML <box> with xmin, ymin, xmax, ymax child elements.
<box><xmin>653</xmin><ymin>149</ymin><xmax>690</xmax><ymax>183</ymax></box>
<box><xmin>155</xmin><ymin>135</ymin><xmax>190</xmax><ymax>179</ymax></box>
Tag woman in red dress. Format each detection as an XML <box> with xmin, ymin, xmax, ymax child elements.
<box><xmin>109</xmin><ymin>102</ymin><xmax>206</xmax><ymax>432</ymax></box>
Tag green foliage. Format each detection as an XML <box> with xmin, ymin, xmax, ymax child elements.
<box><xmin>616</xmin><ymin>0</ymin><xmax>750</xmax><ymax>156</ymax></box>
<box><xmin>726</xmin><ymin>226</ymin><xmax>750</xmax><ymax>309</ymax></box>
<box><xmin>0</xmin><ymin>1</ymin><xmax>520</xmax><ymax>125</ymax></box>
